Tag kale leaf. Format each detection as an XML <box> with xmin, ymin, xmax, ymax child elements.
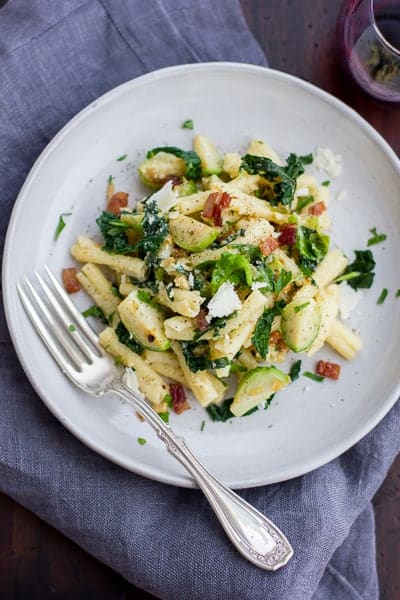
<box><xmin>181</xmin><ymin>341</ymin><xmax>229</xmax><ymax>372</ymax></box>
<box><xmin>296</xmin><ymin>226</ymin><xmax>329</xmax><ymax>276</ymax></box>
<box><xmin>135</xmin><ymin>199</ymin><xmax>168</xmax><ymax>266</ymax></box>
<box><xmin>96</xmin><ymin>211</ymin><xmax>137</xmax><ymax>254</ymax></box>
<box><xmin>251</xmin><ymin>301</ymin><xmax>285</xmax><ymax>359</ymax></box>
<box><xmin>146</xmin><ymin>146</ymin><xmax>201</xmax><ymax>179</ymax></box>
<box><xmin>81</xmin><ymin>305</ymin><xmax>109</xmax><ymax>325</ymax></box>
<box><xmin>240</xmin><ymin>153</ymin><xmax>313</xmax><ymax>206</ymax></box>
<box><xmin>210</xmin><ymin>252</ymin><xmax>253</xmax><ymax>295</ymax></box>
<box><xmin>341</xmin><ymin>249</ymin><xmax>376</xmax><ymax>290</ymax></box>
<box><xmin>289</xmin><ymin>360</ymin><xmax>302</xmax><ymax>381</ymax></box>
<box><xmin>115</xmin><ymin>322</ymin><xmax>143</xmax><ymax>355</ymax></box>
<box><xmin>206</xmin><ymin>398</ymin><xmax>258</xmax><ymax>422</ymax></box>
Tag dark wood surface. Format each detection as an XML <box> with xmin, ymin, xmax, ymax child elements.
<box><xmin>1</xmin><ymin>1</ymin><xmax>399</xmax><ymax>599</ymax></box>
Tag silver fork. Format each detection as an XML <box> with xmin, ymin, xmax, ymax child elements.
<box><xmin>17</xmin><ymin>266</ymin><xmax>293</xmax><ymax>571</ymax></box>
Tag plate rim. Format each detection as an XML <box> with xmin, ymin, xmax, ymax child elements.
<box><xmin>3</xmin><ymin>61</ymin><xmax>400</xmax><ymax>489</ymax></box>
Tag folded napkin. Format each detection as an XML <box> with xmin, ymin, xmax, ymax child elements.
<box><xmin>0</xmin><ymin>2</ymin><xmax>399</xmax><ymax>599</ymax></box>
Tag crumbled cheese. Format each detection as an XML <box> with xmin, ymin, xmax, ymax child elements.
<box><xmin>251</xmin><ymin>281</ymin><xmax>266</xmax><ymax>291</ymax></box>
<box><xmin>174</xmin><ymin>274</ymin><xmax>189</xmax><ymax>290</ymax></box>
<box><xmin>296</xmin><ymin>186</ymin><xmax>309</xmax><ymax>197</ymax></box>
<box><xmin>314</xmin><ymin>147</ymin><xmax>342</xmax><ymax>178</ymax></box>
<box><xmin>123</xmin><ymin>368</ymin><xmax>144</xmax><ymax>398</ymax></box>
<box><xmin>271</xmin><ymin>231</ymin><xmax>281</xmax><ymax>239</ymax></box>
<box><xmin>207</xmin><ymin>281</ymin><xmax>241</xmax><ymax>319</ymax></box>
<box><xmin>339</xmin><ymin>283</ymin><xmax>363</xmax><ymax>320</ymax></box>
<box><xmin>188</xmin><ymin>272</ymin><xmax>194</xmax><ymax>288</ymax></box>
<box><xmin>168</xmin><ymin>211</ymin><xmax>180</xmax><ymax>219</ymax></box>
<box><xmin>149</xmin><ymin>180</ymin><xmax>178</xmax><ymax>213</ymax></box>
<box><xmin>336</xmin><ymin>189</ymin><xmax>347</xmax><ymax>202</ymax></box>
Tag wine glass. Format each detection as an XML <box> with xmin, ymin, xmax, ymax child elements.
<box><xmin>340</xmin><ymin>0</ymin><xmax>400</xmax><ymax>101</ymax></box>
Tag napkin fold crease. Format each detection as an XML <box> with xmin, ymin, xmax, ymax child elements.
<box><xmin>0</xmin><ymin>1</ymin><xmax>398</xmax><ymax>599</ymax></box>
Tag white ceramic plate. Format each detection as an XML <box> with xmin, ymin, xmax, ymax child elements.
<box><xmin>4</xmin><ymin>63</ymin><xmax>400</xmax><ymax>489</ymax></box>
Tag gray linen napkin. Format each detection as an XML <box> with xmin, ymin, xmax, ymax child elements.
<box><xmin>0</xmin><ymin>2</ymin><xmax>399</xmax><ymax>599</ymax></box>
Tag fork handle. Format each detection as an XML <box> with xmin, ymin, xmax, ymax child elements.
<box><xmin>113</xmin><ymin>381</ymin><xmax>293</xmax><ymax>571</ymax></box>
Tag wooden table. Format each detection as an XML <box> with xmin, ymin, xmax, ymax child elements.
<box><xmin>1</xmin><ymin>1</ymin><xmax>399</xmax><ymax>598</ymax></box>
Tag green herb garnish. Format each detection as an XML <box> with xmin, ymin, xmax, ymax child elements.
<box><xmin>181</xmin><ymin>340</ymin><xmax>229</xmax><ymax>373</ymax></box>
<box><xmin>251</xmin><ymin>301</ymin><xmax>285</xmax><ymax>360</ymax></box>
<box><xmin>146</xmin><ymin>146</ymin><xmax>201</xmax><ymax>179</ymax></box>
<box><xmin>96</xmin><ymin>211</ymin><xmax>136</xmax><ymax>254</ymax></box>
<box><xmin>158</xmin><ymin>412</ymin><xmax>169</xmax><ymax>423</ymax></box>
<box><xmin>241</xmin><ymin>153</ymin><xmax>312</xmax><ymax>206</ymax></box>
<box><xmin>340</xmin><ymin>250</ymin><xmax>376</xmax><ymax>290</ymax></box>
<box><xmin>296</xmin><ymin>226</ymin><xmax>329</xmax><ymax>276</ymax></box>
<box><xmin>210</xmin><ymin>252</ymin><xmax>252</xmax><ymax>295</ymax></box>
<box><xmin>377</xmin><ymin>288</ymin><xmax>388</xmax><ymax>305</ymax></box>
<box><xmin>289</xmin><ymin>360</ymin><xmax>302</xmax><ymax>381</ymax></box>
<box><xmin>54</xmin><ymin>212</ymin><xmax>72</xmax><ymax>240</ymax></box>
<box><xmin>367</xmin><ymin>227</ymin><xmax>387</xmax><ymax>247</ymax></box>
<box><xmin>115</xmin><ymin>322</ymin><xmax>143</xmax><ymax>354</ymax></box>
<box><xmin>200</xmin><ymin>420</ymin><xmax>205</xmax><ymax>431</ymax></box>
<box><xmin>68</xmin><ymin>324</ymin><xmax>76</xmax><ymax>332</ymax></box>
<box><xmin>137</xmin><ymin>437</ymin><xmax>147</xmax><ymax>445</ymax></box>
<box><xmin>321</xmin><ymin>180</ymin><xmax>330</xmax><ymax>187</ymax></box>
<box><xmin>294</xmin><ymin>302</ymin><xmax>310</xmax><ymax>313</ymax></box>
<box><xmin>182</xmin><ymin>119</ymin><xmax>194</xmax><ymax>129</ymax></box>
<box><xmin>295</xmin><ymin>195</ymin><xmax>314</xmax><ymax>213</ymax></box>
<box><xmin>117</xmin><ymin>154</ymin><xmax>127</xmax><ymax>161</ymax></box>
<box><xmin>303</xmin><ymin>371</ymin><xmax>324</xmax><ymax>382</ymax></box>
<box><xmin>137</xmin><ymin>289</ymin><xmax>155</xmax><ymax>305</ymax></box>
<box><xmin>396</xmin><ymin>290</ymin><xmax>400</xmax><ymax>298</ymax></box>
<box><xmin>107</xmin><ymin>175</ymin><xmax>113</xmax><ymax>184</ymax></box>
<box><xmin>206</xmin><ymin>398</ymin><xmax>258</xmax><ymax>422</ymax></box>
<box><xmin>82</xmin><ymin>305</ymin><xmax>109</xmax><ymax>324</ymax></box>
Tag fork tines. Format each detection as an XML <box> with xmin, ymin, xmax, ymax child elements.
<box><xmin>17</xmin><ymin>266</ymin><xmax>102</xmax><ymax>373</ymax></box>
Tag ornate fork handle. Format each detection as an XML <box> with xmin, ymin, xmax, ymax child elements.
<box><xmin>113</xmin><ymin>380</ymin><xmax>293</xmax><ymax>571</ymax></box>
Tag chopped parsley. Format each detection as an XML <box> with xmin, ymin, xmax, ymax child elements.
<box><xmin>289</xmin><ymin>360</ymin><xmax>302</xmax><ymax>381</ymax></box>
<box><xmin>158</xmin><ymin>412</ymin><xmax>169</xmax><ymax>423</ymax></box>
<box><xmin>54</xmin><ymin>212</ymin><xmax>72</xmax><ymax>241</ymax></box>
<box><xmin>68</xmin><ymin>324</ymin><xmax>76</xmax><ymax>332</ymax></box>
<box><xmin>294</xmin><ymin>302</ymin><xmax>310</xmax><ymax>313</ymax></box>
<box><xmin>295</xmin><ymin>195</ymin><xmax>314</xmax><ymax>213</ymax></box>
<box><xmin>367</xmin><ymin>227</ymin><xmax>387</xmax><ymax>247</ymax></box>
<box><xmin>303</xmin><ymin>371</ymin><xmax>324</xmax><ymax>382</ymax></box>
<box><xmin>321</xmin><ymin>180</ymin><xmax>330</xmax><ymax>187</ymax></box>
<box><xmin>111</xmin><ymin>284</ymin><xmax>122</xmax><ymax>298</ymax></box>
<box><xmin>137</xmin><ymin>437</ymin><xmax>147</xmax><ymax>445</ymax></box>
<box><xmin>200</xmin><ymin>420</ymin><xmax>205</xmax><ymax>432</ymax></box>
<box><xmin>182</xmin><ymin>119</ymin><xmax>194</xmax><ymax>129</ymax></box>
<box><xmin>137</xmin><ymin>289</ymin><xmax>155</xmax><ymax>305</ymax></box>
<box><xmin>377</xmin><ymin>288</ymin><xmax>388</xmax><ymax>305</ymax></box>
<box><xmin>82</xmin><ymin>305</ymin><xmax>108</xmax><ymax>324</ymax></box>
<box><xmin>116</xmin><ymin>154</ymin><xmax>127</xmax><ymax>161</ymax></box>
<box><xmin>107</xmin><ymin>175</ymin><xmax>113</xmax><ymax>184</ymax></box>
<box><xmin>396</xmin><ymin>290</ymin><xmax>400</xmax><ymax>298</ymax></box>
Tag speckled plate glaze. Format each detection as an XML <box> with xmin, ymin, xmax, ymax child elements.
<box><xmin>4</xmin><ymin>63</ymin><xmax>400</xmax><ymax>488</ymax></box>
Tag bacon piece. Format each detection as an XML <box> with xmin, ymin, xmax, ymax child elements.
<box><xmin>195</xmin><ymin>308</ymin><xmax>209</xmax><ymax>332</ymax></box>
<box><xmin>202</xmin><ymin>191</ymin><xmax>231</xmax><ymax>226</ymax></box>
<box><xmin>107</xmin><ymin>191</ymin><xmax>128</xmax><ymax>215</ymax></box>
<box><xmin>316</xmin><ymin>360</ymin><xmax>341</xmax><ymax>380</ymax></box>
<box><xmin>160</xmin><ymin>175</ymin><xmax>182</xmax><ymax>187</ymax></box>
<box><xmin>169</xmin><ymin>383</ymin><xmax>190</xmax><ymax>414</ymax></box>
<box><xmin>278</xmin><ymin>225</ymin><xmax>297</xmax><ymax>246</ymax></box>
<box><xmin>259</xmin><ymin>237</ymin><xmax>279</xmax><ymax>256</ymax></box>
<box><xmin>308</xmin><ymin>201</ymin><xmax>327</xmax><ymax>216</ymax></box>
<box><xmin>269</xmin><ymin>331</ymin><xmax>287</xmax><ymax>352</ymax></box>
<box><xmin>62</xmin><ymin>268</ymin><xmax>81</xmax><ymax>294</ymax></box>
